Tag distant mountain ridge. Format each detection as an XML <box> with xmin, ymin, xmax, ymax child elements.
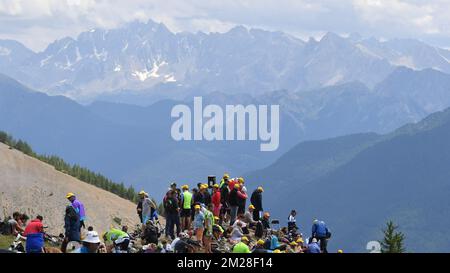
<box><xmin>1</xmin><ymin>20</ymin><xmax>450</xmax><ymax>103</ymax></box>
<box><xmin>2</xmin><ymin>65</ymin><xmax>450</xmax><ymax>199</ymax></box>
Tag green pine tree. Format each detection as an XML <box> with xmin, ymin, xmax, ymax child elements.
<box><xmin>0</xmin><ymin>130</ymin><xmax>139</xmax><ymax>203</ymax></box>
<box><xmin>380</xmin><ymin>221</ymin><xmax>406</xmax><ymax>253</ymax></box>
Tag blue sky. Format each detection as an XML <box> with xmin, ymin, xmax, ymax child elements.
<box><xmin>1</xmin><ymin>0</ymin><xmax>450</xmax><ymax>51</ymax></box>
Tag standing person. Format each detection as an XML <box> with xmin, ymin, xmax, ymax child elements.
<box><xmin>238</xmin><ymin>178</ymin><xmax>247</xmax><ymax>194</ymax></box>
<box><xmin>228</xmin><ymin>178</ymin><xmax>237</xmax><ymax>191</ymax></box>
<box><xmin>181</xmin><ymin>185</ymin><xmax>193</xmax><ymax>231</ymax></box>
<box><xmin>220</xmin><ymin>179</ymin><xmax>230</xmax><ymax>223</ymax></box>
<box><xmin>250</xmin><ymin>187</ymin><xmax>264</xmax><ymax>221</ymax></box>
<box><xmin>228</xmin><ymin>184</ymin><xmax>240</xmax><ymax>225</ymax></box>
<box><xmin>141</xmin><ymin>192</ymin><xmax>157</xmax><ymax>225</ymax></box>
<box><xmin>66</xmin><ymin>193</ymin><xmax>86</xmax><ymax>229</ymax></box>
<box><xmin>165</xmin><ymin>191</ymin><xmax>181</xmax><ymax>240</ymax></box>
<box><xmin>193</xmin><ymin>205</ymin><xmax>205</xmax><ymax>246</ymax></box>
<box><xmin>211</xmin><ymin>184</ymin><xmax>221</xmax><ymax>217</ymax></box>
<box><xmin>200</xmin><ymin>184</ymin><xmax>211</xmax><ymax>206</ymax></box>
<box><xmin>24</xmin><ymin>215</ymin><xmax>45</xmax><ymax>253</ymax></box>
<box><xmin>220</xmin><ymin>173</ymin><xmax>230</xmax><ymax>188</ymax></box>
<box><xmin>137</xmin><ymin>191</ymin><xmax>145</xmax><ymax>224</ymax></box>
<box><xmin>170</xmin><ymin>183</ymin><xmax>182</xmax><ymax>206</ymax></box>
<box><xmin>193</xmin><ymin>187</ymin><xmax>205</xmax><ymax>206</ymax></box>
<box><xmin>203</xmin><ymin>204</ymin><xmax>215</xmax><ymax>253</ymax></box>
<box><xmin>312</xmin><ymin>219</ymin><xmax>330</xmax><ymax>253</ymax></box>
<box><xmin>288</xmin><ymin>210</ymin><xmax>298</xmax><ymax>232</ymax></box>
<box><xmin>237</xmin><ymin>183</ymin><xmax>248</xmax><ymax>216</ymax></box>
<box><xmin>62</xmin><ymin>204</ymin><xmax>80</xmax><ymax>253</ymax></box>
<box><xmin>191</xmin><ymin>188</ymin><xmax>200</xmax><ymax>222</ymax></box>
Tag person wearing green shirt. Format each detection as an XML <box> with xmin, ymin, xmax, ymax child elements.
<box><xmin>181</xmin><ymin>185</ymin><xmax>193</xmax><ymax>231</ymax></box>
<box><xmin>102</xmin><ymin>228</ymin><xmax>130</xmax><ymax>253</ymax></box>
<box><xmin>203</xmin><ymin>204</ymin><xmax>215</xmax><ymax>253</ymax></box>
<box><xmin>232</xmin><ymin>236</ymin><xmax>251</xmax><ymax>253</ymax></box>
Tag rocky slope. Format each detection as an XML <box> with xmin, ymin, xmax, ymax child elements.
<box><xmin>0</xmin><ymin>142</ymin><xmax>139</xmax><ymax>235</ymax></box>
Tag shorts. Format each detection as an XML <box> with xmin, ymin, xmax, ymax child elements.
<box><xmin>181</xmin><ymin>208</ymin><xmax>191</xmax><ymax>217</ymax></box>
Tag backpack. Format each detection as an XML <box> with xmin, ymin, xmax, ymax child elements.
<box><xmin>0</xmin><ymin>218</ymin><xmax>12</xmax><ymax>235</ymax></box>
<box><xmin>255</xmin><ymin>221</ymin><xmax>263</xmax><ymax>238</ymax></box>
<box><xmin>0</xmin><ymin>221</ymin><xmax>8</xmax><ymax>235</ymax></box>
<box><xmin>143</xmin><ymin>221</ymin><xmax>160</xmax><ymax>244</ymax></box>
<box><xmin>263</xmin><ymin>238</ymin><xmax>271</xmax><ymax>250</ymax></box>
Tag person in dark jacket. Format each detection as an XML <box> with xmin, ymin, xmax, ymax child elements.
<box><xmin>220</xmin><ymin>180</ymin><xmax>230</xmax><ymax>223</ymax></box>
<box><xmin>201</xmin><ymin>184</ymin><xmax>212</xmax><ymax>206</ymax></box>
<box><xmin>170</xmin><ymin>182</ymin><xmax>182</xmax><ymax>206</ymax></box>
<box><xmin>312</xmin><ymin>219</ymin><xmax>330</xmax><ymax>253</ymax></box>
<box><xmin>165</xmin><ymin>191</ymin><xmax>181</xmax><ymax>240</ymax></box>
<box><xmin>228</xmin><ymin>184</ymin><xmax>240</xmax><ymax>225</ymax></box>
<box><xmin>193</xmin><ymin>187</ymin><xmax>205</xmax><ymax>205</ymax></box>
<box><xmin>250</xmin><ymin>187</ymin><xmax>264</xmax><ymax>221</ymax></box>
<box><xmin>62</xmin><ymin>205</ymin><xmax>80</xmax><ymax>252</ymax></box>
<box><xmin>191</xmin><ymin>188</ymin><xmax>201</xmax><ymax>221</ymax></box>
<box><xmin>137</xmin><ymin>191</ymin><xmax>144</xmax><ymax>224</ymax></box>
<box><xmin>261</xmin><ymin>212</ymin><xmax>271</xmax><ymax>230</ymax></box>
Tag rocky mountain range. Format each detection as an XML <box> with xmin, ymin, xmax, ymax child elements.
<box><xmin>1</xmin><ymin>20</ymin><xmax>450</xmax><ymax>103</ymax></box>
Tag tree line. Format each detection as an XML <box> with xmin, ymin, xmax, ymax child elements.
<box><xmin>0</xmin><ymin>130</ymin><xmax>138</xmax><ymax>203</ymax></box>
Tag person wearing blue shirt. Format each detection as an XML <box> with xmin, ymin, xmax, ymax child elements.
<box><xmin>311</xmin><ymin>219</ymin><xmax>330</xmax><ymax>253</ymax></box>
<box><xmin>307</xmin><ymin>238</ymin><xmax>321</xmax><ymax>253</ymax></box>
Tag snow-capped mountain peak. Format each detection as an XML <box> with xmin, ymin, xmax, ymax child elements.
<box><xmin>1</xmin><ymin>21</ymin><xmax>450</xmax><ymax>102</ymax></box>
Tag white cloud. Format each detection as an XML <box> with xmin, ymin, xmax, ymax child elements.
<box><xmin>0</xmin><ymin>0</ymin><xmax>450</xmax><ymax>51</ymax></box>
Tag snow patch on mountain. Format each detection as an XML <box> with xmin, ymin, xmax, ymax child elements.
<box><xmin>437</xmin><ymin>49</ymin><xmax>450</xmax><ymax>64</ymax></box>
<box><xmin>122</xmin><ymin>42</ymin><xmax>129</xmax><ymax>52</ymax></box>
<box><xmin>40</xmin><ymin>55</ymin><xmax>53</xmax><ymax>67</ymax></box>
<box><xmin>132</xmin><ymin>61</ymin><xmax>168</xmax><ymax>81</ymax></box>
<box><xmin>164</xmin><ymin>74</ymin><xmax>176</xmax><ymax>82</ymax></box>
<box><xmin>75</xmin><ymin>47</ymin><xmax>82</xmax><ymax>62</ymax></box>
<box><xmin>325</xmin><ymin>72</ymin><xmax>344</xmax><ymax>86</ymax></box>
<box><xmin>390</xmin><ymin>56</ymin><xmax>417</xmax><ymax>70</ymax></box>
<box><xmin>2</xmin><ymin>20</ymin><xmax>450</xmax><ymax>102</ymax></box>
<box><xmin>93</xmin><ymin>47</ymin><xmax>107</xmax><ymax>61</ymax></box>
<box><xmin>355</xmin><ymin>44</ymin><xmax>382</xmax><ymax>59</ymax></box>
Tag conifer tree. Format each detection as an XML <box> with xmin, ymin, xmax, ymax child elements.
<box><xmin>380</xmin><ymin>221</ymin><xmax>406</xmax><ymax>253</ymax></box>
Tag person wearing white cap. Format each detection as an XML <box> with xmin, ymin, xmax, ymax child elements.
<box><xmin>73</xmin><ymin>230</ymin><xmax>101</xmax><ymax>253</ymax></box>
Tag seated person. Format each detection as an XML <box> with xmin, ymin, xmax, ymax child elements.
<box><xmin>8</xmin><ymin>212</ymin><xmax>24</xmax><ymax>236</ymax></box>
<box><xmin>232</xmin><ymin>215</ymin><xmax>249</xmax><ymax>234</ymax></box>
<box><xmin>103</xmin><ymin>228</ymin><xmax>130</xmax><ymax>253</ymax></box>
<box><xmin>243</xmin><ymin>205</ymin><xmax>258</xmax><ymax>228</ymax></box>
